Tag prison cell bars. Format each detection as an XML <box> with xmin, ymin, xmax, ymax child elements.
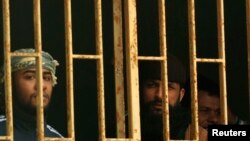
<box><xmin>188</xmin><ymin>0</ymin><xmax>228</xmax><ymax>140</ymax></box>
<box><xmin>137</xmin><ymin>0</ymin><xmax>171</xmax><ymax>140</ymax></box>
<box><xmin>112</xmin><ymin>0</ymin><xmax>126</xmax><ymax>138</ymax></box>
<box><xmin>65</xmin><ymin>0</ymin><xmax>107</xmax><ymax>140</ymax></box>
<box><xmin>1</xmin><ymin>0</ymin><xmax>13</xmax><ymax>140</ymax></box>
<box><xmin>246</xmin><ymin>0</ymin><xmax>250</xmax><ymax>118</ymax></box>
<box><xmin>0</xmin><ymin>0</ymin><xmax>73</xmax><ymax>141</ymax></box>
<box><xmin>64</xmin><ymin>0</ymin><xmax>75</xmax><ymax>141</ymax></box>
<box><xmin>107</xmin><ymin>0</ymin><xmax>171</xmax><ymax>140</ymax></box>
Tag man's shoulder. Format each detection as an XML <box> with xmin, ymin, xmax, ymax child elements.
<box><xmin>45</xmin><ymin>124</ymin><xmax>64</xmax><ymax>138</ymax></box>
<box><xmin>0</xmin><ymin>115</ymin><xmax>6</xmax><ymax>135</ymax></box>
<box><xmin>185</xmin><ymin>124</ymin><xmax>208</xmax><ymax>141</ymax></box>
<box><xmin>0</xmin><ymin>115</ymin><xmax>6</xmax><ymax>124</ymax></box>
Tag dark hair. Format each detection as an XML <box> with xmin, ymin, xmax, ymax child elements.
<box><xmin>139</xmin><ymin>53</ymin><xmax>186</xmax><ymax>85</ymax></box>
<box><xmin>182</xmin><ymin>74</ymin><xmax>220</xmax><ymax>107</ymax></box>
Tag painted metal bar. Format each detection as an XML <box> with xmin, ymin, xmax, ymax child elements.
<box><xmin>158</xmin><ymin>0</ymin><xmax>170</xmax><ymax>141</ymax></box>
<box><xmin>124</xmin><ymin>0</ymin><xmax>141</xmax><ymax>140</ymax></box>
<box><xmin>72</xmin><ymin>54</ymin><xmax>101</xmax><ymax>59</ymax></box>
<box><xmin>2</xmin><ymin>0</ymin><xmax>13</xmax><ymax>140</ymax></box>
<box><xmin>138</xmin><ymin>56</ymin><xmax>165</xmax><ymax>60</ymax></box>
<box><xmin>64</xmin><ymin>0</ymin><xmax>75</xmax><ymax>140</ymax></box>
<box><xmin>217</xmin><ymin>0</ymin><xmax>228</xmax><ymax>125</ymax></box>
<box><xmin>196</xmin><ymin>58</ymin><xmax>224</xmax><ymax>63</ymax></box>
<box><xmin>94</xmin><ymin>0</ymin><xmax>106</xmax><ymax>140</ymax></box>
<box><xmin>33</xmin><ymin>0</ymin><xmax>45</xmax><ymax>140</ymax></box>
<box><xmin>113</xmin><ymin>0</ymin><xmax>126</xmax><ymax>138</ymax></box>
<box><xmin>187</xmin><ymin>0</ymin><xmax>199</xmax><ymax>140</ymax></box>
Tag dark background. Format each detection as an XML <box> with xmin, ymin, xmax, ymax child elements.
<box><xmin>0</xmin><ymin>0</ymin><xmax>249</xmax><ymax>140</ymax></box>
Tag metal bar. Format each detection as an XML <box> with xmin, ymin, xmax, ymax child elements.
<box><xmin>0</xmin><ymin>136</ymin><xmax>12</xmax><ymax>140</ymax></box>
<box><xmin>113</xmin><ymin>0</ymin><xmax>126</xmax><ymax>137</ymax></box>
<box><xmin>138</xmin><ymin>56</ymin><xmax>165</xmax><ymax>60</ymax></box>
<box><xmin>124</xmin><ymin>0</ymin><xmax>141</xmax><ymax>140</ymax></box>
<box><xmin>94</xmin><ymin>0</ymin><xmax>106</xmax><ymax>140</ymax></box>
<box><xmin>33</xmin><ymin>0</ymin><xmax>45</xmax><ymax>140</ymax></box>
<box><xmin>187</xmin><ymin>0</ymin><xmax>199</xmax><ymax>140</ymax></box>
<box><xmin>2</xmin><ymin>0</ymin><xmax>13</xmax><ymax>140</ymax></box>
<box><xmin>217</xmin><ymin>0</ymin><xmax>228</xmax><ymax>124</ymax></box>
<box><xmin>64</xmin><ymin>0</ymin><xmax>75</xmax><ymax>140</ymax></box>
<box><xmin>105</xmin><ymin>139</ymin><xmax>135</xmax><ymax>141</ymax></box>
<box><xmin>45</xmin><ymin>137</ymin><xmax>73</xmax><ymax>141</ymax></box>
<box><xmin>196</xmin><ymin>58</ymin><xmax>224</xmax><ymax>63</ymax></box>
<box><xmin>158</xmin><ymin>0</ymin><xmax>170</xmax><ymax>141</ymax></box>
<box><xmin>72</xmin><ymin>54</ymin><xmax>101</xmax><ymax>59</ymax></box>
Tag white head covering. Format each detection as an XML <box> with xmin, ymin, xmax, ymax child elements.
<box><xmin>0</xmin><ymin>48</ymin><xmax>59</xmax><ymax>86</ymax></box>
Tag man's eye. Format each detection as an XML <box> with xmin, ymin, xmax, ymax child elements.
<box><xmin>168</xmin><ymin>85</ymin><xmax>174</xmax><ymax>89</ymax></box>
<box><xmin>43</xmin><ymin>75</ymin><xmax>52</xmax><ymax>81</ymax></box>
<box><xmin>24</xmin><ymin>75</ymin><xmax>35</xmax><ymax>80</ymax></box>
<box><xmin>199</xmin><ymin>108</ymin><xmax>210</xmax><ymax>113</ymax></box>
<box><xmin>146</xmin><ymin>82</ymin><xmax>159</xmax><ymax>87</ymax></box>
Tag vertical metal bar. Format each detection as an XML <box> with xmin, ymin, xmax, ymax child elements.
<box><xmin>124</xmin><ymin>0</ymin><xmax>141</xmax><ymax>140</ymax></box>
<box><xmin>64</xmin><ymin>0</ymin><xmax>75</xmax><ymax>140</ymax></box>
<box><xmin>158</xmin><ymin>0</ymin><xmax>170</xmax><ymax>141</ymax></box>
<box><xmin>94</xmin><ymin>0</ymin><xmax>106</xmax><ymax>140</ymax></box>
<box><xmin>113</xmin><ymin>0</ymin><xmax>126</xmax><ymax>138</ymax></box>
<box><xmin>187</xmin><ymin>0</ymin><xmax>199</xmax><ymax>140</ymax></box>
<box><xmin>246</xmin><ymin>0</ymin><xmax>250</xmax><ymax>119</ymax></box>
<box><xmin>2</xmin><ymin>0</ymin><xmax>14</xmax><ymax>140</ymax></box>
<box><xmin>217</xmin><ymin>0</ymin><xmax>228</xmax><ymax>124</ymax></box>
<box><xmin>33</xmin><ymin>0</ymin><xmax>44</xmax><ymax>141</ymax></box>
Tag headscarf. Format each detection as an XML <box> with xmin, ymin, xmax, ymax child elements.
<box><xmin>0</xmin><ymin>48</ymin><xmax>59</xmax><ymax>86</ymax></box>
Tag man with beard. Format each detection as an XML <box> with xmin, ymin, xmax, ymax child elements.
<box><xmin>139</xmin><ymin>53</ymin><xmax>207</xmax><ymax>141</ymax></box>
<box><xmin>0</xmin><ymin>48</ymin><xmax>63</xmax><ymax>140</ymax></box>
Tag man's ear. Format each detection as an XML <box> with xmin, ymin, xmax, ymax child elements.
<box><xmin>179</xmin><ymin>88</ymin><xmax>185</xmax><ymax>102</ymax></box>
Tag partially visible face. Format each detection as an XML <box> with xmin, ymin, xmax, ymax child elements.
<box><xmin>198</xmin><ymin>90</ymin><xmax>220</xmax><ymax>129</ymax></box>
<box><xmin>13</xmin><ymin>68</ymin><xmax>53</xmax><ymax>111</ymax></box>
<box><xmin>141</xmin><ymin>80</ymin><xmax>185</xmax><ymax>116</ymax></box>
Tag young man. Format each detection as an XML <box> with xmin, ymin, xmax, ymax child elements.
<box><xmin>196</xmin><ymin>75</ymin><xmax>220</xmax><ymax>129</ymax></box>
<box><xmin>182</xmin><ymin>75</ymin><xmax>221</xmax><ymax>129</ymax></box>
<box><xmin>0</xmin><ymin>48</ymin><xmax>63</xmax><ymax>140</ymax></box>
<box><xmin>139</xmin><ymin>54</ymin><xmax>207</xmax><ymax>141</ymax></box>
<box><xmin>184</xmin><ymin>75</ymin><xmax>249</xmax><ymax>128</ymax></box>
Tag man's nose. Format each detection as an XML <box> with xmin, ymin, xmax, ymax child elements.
<box><xmin>35</xmin><ymin>81</ymin><xmax>47</xmax><ymax>90</ymax></box>
<box><xmin>155</xmin><ymin>85</ymin><xmax>163</xmax><ymax>99</ymax></box>
<box><xmin>208</xmin><ymin>112</ymin><xmax>219</xmax><ymax>123</ymax></box>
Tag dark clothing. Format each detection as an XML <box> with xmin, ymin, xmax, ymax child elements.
<box><xmin>141</xmin><ymin>105</ymin><xmax>191</xmax><ymax>141</ymax></box>
<box><xmin>0</xmin><ymin>107</ymin><xmax>62</xmax><ymax>141</ymax></box>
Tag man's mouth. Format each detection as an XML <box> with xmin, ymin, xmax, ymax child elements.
<box><xmin>151</xmin><ymin>103</ymin><xmax>163</xmax><ymax>114</ymax></box>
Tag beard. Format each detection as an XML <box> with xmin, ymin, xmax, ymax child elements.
<box><xmin>141</xmin><ymin>100</ymin><xmax>191</xmax><ymax>140</ymax></box>
<box><xmin>13</xmin><ymin>90</ymin><xmax>50</xmax><ymax>116</ymax></box>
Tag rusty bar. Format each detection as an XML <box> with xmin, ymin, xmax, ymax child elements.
<box><xmin>64</xmin><ymin>0</ymin><xmax>75</xmax><ymax>140</ymax></box>
<box><xmin>106</xmin><ymin>139</ymin><xmax>134</xmax><ymax>141</ymax></box>
<box><xmin>113</xmin><ymin>0</ymin><xmax>126</xmax><ymax>137</ymax></box>
<box><xmin>2</xmin><ymin>0</ymin><xmax>14</xmax><ymax>140</ymax></box>
<box><xmin>124</xmin><ymin>0</ymin><xmax>141</xmax><ymax>140</ymax></box>
<box><xmin>45</xmin><ymin>137</ymin><xmax>72</xmax><ymax>141</ymax></box>
<box><xmin>217</xmin><ymin>0</ymin><xmax>228</xmax><ymax>124</ymax></box>
<box><xmin>187</xmin><ymin>0</ymin><xmax>199</xmax><ymax>140</ymax></box>
<box><xmin>196</xmin><ymin>58</ymin><xmax>224</xmax><ymax>63</ymax></box>
<box><xmin>137</xmin><ymin>56</ymin><xmax>165</xmax><ymax>60</ymax></box>
<box><xmin>72</xmin><ymin>54</ymin><xmax>101</xmax><ymax>59</ymax></box>
<box><xmin>94</xmin><ymin>0</ymin><xmax>106</xmax><ymax>140</ymax></box>
<box><xmin>158</xmin><ymin>0</ymin><xmax>170</xmax><ymax>141</ymax></box>
<box><xmin>33</xmin><ymin>0</ymin><xmax>45</xmax><ymax>140</ymax></box>
<box><xmin>0</xmin><ymin>136</ymin><xmax>12</xmax><ymax>140</ymax></box>
<box><xmin>246</xmin><ymin>0</ymin><xmax>250</xmax><ymax>119</ymax></box>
